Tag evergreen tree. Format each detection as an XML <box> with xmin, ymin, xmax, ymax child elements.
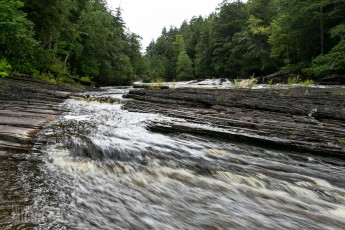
<box><xmin>176</xmin><ymin>50</ymin><xmax>193</xmax><ymax>80</ymax></box>
<box><xmin>175</xmin><ymin>36</ymin><xmax>193</xmax><ymax>80</ymax></box>
<box><xmin>126</xmin><ymin>32</ymin><xmax>146</xmax><ymax>78</ymax></box>
<box><xmin>146</xmin><ymin>56</ymin><xmax>166</xmax><ymax>81</ymax></box>
<box><xmin>4</xmin><ymin>0</ymin><xmax>343</xmax><ymax>83</ymax></box>
<box><xmin>20</xmin><ymin>0</ymin><xmax>144</xmax><ymax>85</ymax></box>
<box><xmin>212</xmin><ymin>0</ymin><xmax>248</xmax><ymax>77</ymax></box>
<box><xmin>269</xmin><ymin>0</ymin><xmax>345</xmax><ymax>70</ymax></box>
<box><xmin>305</xmin><ymin>24</ymin><xmax>345</xmax><ymax>75</ymax></box>
<box><xmin>145</xmin><ymin>27</ymin><xmax>179</xmax><ymax>81</ymax></box>
<box><xmin>23</xmin><ymin>0</ymin><xmax>76</xmax><ymax>74</ymax></box>
<box><xmin>0</xmin><ymin>0</ymin><xmax>37</xmax><ymax>73</ymax></box>
<box><xmin>229</xmin><ymin>0</ymin><xmax>278</xmax><ymax>76</ymax></box>
<box><xmin>194</xmin><ymin>16</ymin><xmax>216</xmax><ymax>78</ymax></box>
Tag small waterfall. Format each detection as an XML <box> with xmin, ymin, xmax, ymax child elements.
<box><xmin>2</xmin><ymin>87</ymin><xmax>345</xmax><ymax>229</ymax></box>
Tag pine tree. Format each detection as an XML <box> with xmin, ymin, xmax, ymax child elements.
<box><xmin>175</xmin><ymin>36</ymin><xmax>193</xmax><ymax>80</ymax></box>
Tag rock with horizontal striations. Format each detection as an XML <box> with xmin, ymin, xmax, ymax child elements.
<box><xmin>124</xmin><ymin>87</ymin><xmax>345</xmax><ymax>157</ymax></box>
<box><xmin>0</xmin><ymin>75</ymin><xmax>81</xmax><ymax>161</ymax></box>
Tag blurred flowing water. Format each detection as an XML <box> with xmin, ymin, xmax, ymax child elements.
<box><xmin>1</xmin><ymin>87</ymin><xmax>345</xmax><ymax>229</ymax></box>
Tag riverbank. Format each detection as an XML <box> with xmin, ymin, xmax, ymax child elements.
<box><xmin>1</xmin><ymin>76</ymin><xmax>344</xmax><ymax>160</ymax></box>
<box><xmin>124</xmin><ymin>86</ymin><xmax>345</xmax><ymax>157</ymax></box>
<box><xmin>0</xmin><ymin>76</ymin><xmax>82</xmax><ymax>161</ymax></box>
<box><xmin>3</xmin><ymin>86</ymin><xmax>345</xmax><ymax>229</ymax></box>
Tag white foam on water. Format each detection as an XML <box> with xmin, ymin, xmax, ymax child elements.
<box><xmin>36</xmin><ymin>87</ymin><xmax>345</xmax><ymax>229</ymax></box>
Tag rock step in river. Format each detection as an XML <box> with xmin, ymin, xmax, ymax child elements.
<box><xmin>1</xmin><ymin>80</ymin><xmax>345</xmax><ymax>229</ymax></box>
<box><xmin>0</xmin><ymin>76</ymin><xmax>81</xmax><ymax>161</ymax></box>
<box><xmin>1</xmin><ymin>76</ymin><xmax>344</xmax><ymax>159</ymax></box>
<box><xmin>124</xmin><ymin>87</ymin><xmax>345</xmax><ymax>157</ymax></box>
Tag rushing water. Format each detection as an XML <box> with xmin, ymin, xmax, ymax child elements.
<box><xmin>1</xmin><ymin>87</ymin><xmax>345</xmax><ymax>229</ymax></box>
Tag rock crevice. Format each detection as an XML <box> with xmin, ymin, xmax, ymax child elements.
<box><xmin>124</xmin><ymin>87</ymin><xmax>345</xmax><ymax>157</ymax></box>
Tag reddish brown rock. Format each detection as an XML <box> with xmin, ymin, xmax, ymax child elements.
<box><xmin>0</xmin><ymin>76</ymin><xmax>81</xmax><ymax>160</ymax></box>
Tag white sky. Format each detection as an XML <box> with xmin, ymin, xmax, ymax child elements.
<box><xmin>106</xmin><ymin>0</ymin><xmax>223</xmax><ymax>50</ymax></box>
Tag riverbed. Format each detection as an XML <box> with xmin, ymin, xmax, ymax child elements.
<box><xmin>1</xmin><ymin>87</ymin><xmax>345</xmax><ymax>229</ymax></box>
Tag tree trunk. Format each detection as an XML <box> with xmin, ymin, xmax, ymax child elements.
<box><xmin>320</xmin><ymin>0</ymin><xmax>324</xmax><ymax>54</ymax></box>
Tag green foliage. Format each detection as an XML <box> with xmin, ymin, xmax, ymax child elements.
<box><xmin>288</xmin><ymin>75</ymin><xmax>301</xmax><ymax>85</ymax></box>
<box><xmin>156</xmin><ymin>78</ymin><xmax>163</xmax><ymax>89</ymax></box>
<box><xmin>300</xmin><ymin>79</ymin><xmax>314</xmax><ymax>87</ymax></box>
<box><xmin>0</xmin><ymin>0</ymin><xmax>38</xmax><ymax>73</ymax></box>
<box><xmin>175</xmin><ymin>36</ymin><xmax>193</xmax><ymax>80</ymax></box>
<box><xmin>231</xmin><ymin>76</ymin><xmax>258</xmax><ymax>89</ymax></box>
<box><xmin>47</xmin><ymin>57</ymin><xmax>68</xmax><ymax>76</ymax></box>
<box><xmin>127</xmin><ymin>33</ymin><xmax>146</xmax><ymax>77</ymax></box>
<box><xmin>34</xmin><ymin>71</ymin><xmax>76</xmax><ymax>85</ymax></box>
<box><xmin>339</xmin><ymin>139</ymin><xmax>345</xmax><ymax>145</ymax></box>
<box><xmin>229</xmin><ymin>0</ymin><xmax>278</xmax><ymax>76</ymax></box>
<box><xmin>231</xmin><ymin>14</ymin><xmax>277</xmax><ymax>76</ymax></box>
<box><xmin>144</xmin><ymin>55</ymin><xmax>166</xmax><ymax>82</ymax></box>
<box><xmin>212</xmin><ymin>1</ymin><xmax>248</xmax><ymax>77</ymax></box>
<box><xmin>287</xmin><ymin>75</ymin><xmax>315</xmax><ymax>87</ymax></box>
<box><xmin>145</xmin><ymin>27</ymin><xmax>179</xmax><ymax>81</ymax></box>
<box><xmin>75</xmin><ymin>4</ymin><xmax>135</xmax><ymax>85</ymax></box>
<box><xmin>145</xmin><ymin>0</ymin><xmax>345</xmax><ymax>82</ymax></box>
<box><xmin>0</xmin><ymin>0</ymin><xmax>146</xmax><ymax>85</ymax></box>
<box><xmin>148</xmin><ymin>78</ymin><xmax>164</xmax><ymax>90</ymax></box>
<box><xmin>304</xmin><ymin>24</ymin><xmax>345</xmax><ymax>75</ymax></box>
<box><xmin>176</xmin><ymin>50</ymin><xmax>193</xmax><ymax>80</ymax></box>
<box><xmin>59</xmin><ymin>76</ymin><xmax>75</xmax><ymax>85</ymax></box>
<box><xmin>0</xmin><ymin>59</ymin><xmax>11</xmax><ymax>77</ymax></box>
<box><xmin>34</xmin><ymin>72</ymin><xmax>57</xmax><ymax>84</ymax></box>
<box><xmin>194</xmin><ymin>16</ymin><xmax>215</xmax><ymax>78</ymax></box>
<box><xmin>1</xmin><ymin>0</ymin><xmax>344</xmax><ymax>84</ymax></box>
<box><xmin>247</xmin><ymin>74</ymin><xmax>258</xmax><ymax>89</ymax></box>
<box><xmin>80</xmin><ymin>76</ymin><xmax>92</xmax><ymax>83</ymax></box>
<box><xmin>269</xmin><ymin>0</ymin><xmax>345</xmax><ymax>71</ymax></box>
<box><xmin>232</xmin><ymin>79</ymin><xmax>241</xmax><ymax>89</ymax></box>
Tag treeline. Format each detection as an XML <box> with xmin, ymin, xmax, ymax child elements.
<box><xmin>145</xmin><ymin>0</ymin><xmax>345</xmax><ymax>82</ymax></box>
<box><xmin>0</xmin><ymin>0</ymin><xmax>144</xmax><ymax>85</ymax></box>
<box><xmin>1</xmin><ymin>0</ymin><xmax>344</xmax><ymax>85</ymax></box>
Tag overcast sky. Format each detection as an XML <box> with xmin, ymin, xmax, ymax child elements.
<box><xmin>106</xmin><ymin>0</ymin><xmax>223</xmax><ymax>50</ymax></box>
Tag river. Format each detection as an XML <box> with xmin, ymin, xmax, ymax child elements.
<box><xmin>1</xmin><ymin>87</ymin><xmax>345</xmax><ymax>229</ymax></box>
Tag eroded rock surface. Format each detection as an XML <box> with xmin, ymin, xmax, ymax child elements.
<box><xmin>124</xmin><ymin>87</ymin><xmax>345</xmax><ymax>156</ymax></box>
<box><xmin>0</xmin><ymin>76</ymin><xmax>81</xmax><ymax>160</ymax></box>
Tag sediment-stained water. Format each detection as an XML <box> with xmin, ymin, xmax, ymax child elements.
<box><xmin>1</xmin><ymin>87</ymin><xmax>345</xmax><ymax>229</ymax></box>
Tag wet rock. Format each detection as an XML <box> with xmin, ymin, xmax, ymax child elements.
<box><xmin>0</xmin><ymin>76</ymin><xmax>81</xmax><ymax>160</ymax></box>
<box><xmin>124</xmin><ymin>87</ymin><xmax>345</xmax><ymax>156</ymax></box>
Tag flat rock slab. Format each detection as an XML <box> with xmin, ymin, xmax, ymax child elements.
<box><xmin>0</xmin><ymin>125</ymin><xmax>36</xmax><ymax>142</ymax></box>
<box><xmin>0</xmin><ymin>140</ymin><xmax>22</xmax><ymax>150</ymax></box>
<box><xmin>0</xmin><ymin>76</ymin><xmax>81</xmax><ymax>160</ymax></box>
<box><xmin>0</xmin><ymin>116</ymin><xmax>46</xmax><ymax>128</ymax></box>
<box><xmin>124</xmin><ymin>87</ymin><xmax>345</xmax><ymax>156</ymax></box>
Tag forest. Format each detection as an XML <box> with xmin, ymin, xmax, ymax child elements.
<box><xmin>0</xmin><ymin>0</ymin><xmax>345</xmax><ymax>85</ymax></box>
<box><xmin>145</xmin><ymin>0</ymin><xmax>345</xmax><ymax>82</ymax></box>
<box><xmin>0</xmin><ymin>0</ymin><xmax>144</xmax><ymax>85</ymax></box>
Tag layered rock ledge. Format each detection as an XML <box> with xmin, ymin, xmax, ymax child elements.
<box><xmin>0</xmin><ymin>76</ymin><xmax>81</xmax><ymax>161</ymax></box>
<box><xmin>124</xmin><ymin>87</ymin><xmax>345</xmax><ymax>157</ymax></box>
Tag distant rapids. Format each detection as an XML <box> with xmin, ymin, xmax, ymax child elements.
<box><xmin>1</xmin><ymin>87</ymin><xmax>345</xmax><ymax>229</ymax></box>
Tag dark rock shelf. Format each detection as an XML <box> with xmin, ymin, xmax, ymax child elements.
<box><xmin>124</xmin><ymin>87</ymin><xmax>345</xmax><ymax>157</ymax></box>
